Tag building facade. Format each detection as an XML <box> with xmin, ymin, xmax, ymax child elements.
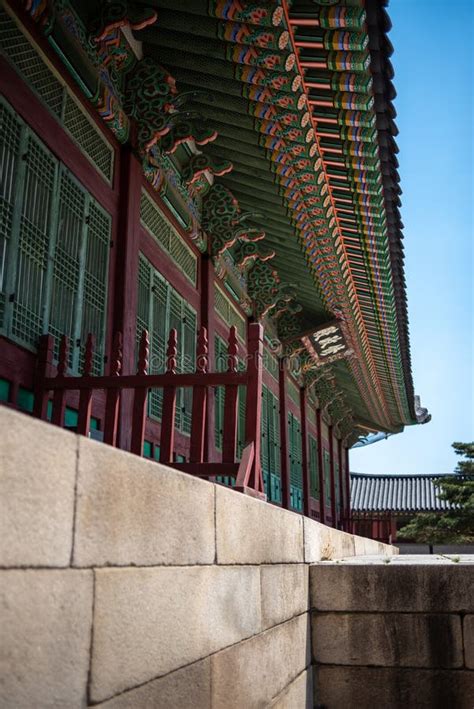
<box><xmin>0</xmin><ymin>0</ymin><xmax>424</xmax><ymax>528</ymax></box>
<box><xmin>350</xmin><ymin>472</ymin><xmax>456</xmax><ymax>544</ymax></box>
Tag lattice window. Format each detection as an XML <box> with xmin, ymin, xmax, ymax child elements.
<box><xmin>63</xmin><ymin>95</ymin><xmax>114</xmax><ymax>183</ymax></box>
<box><xmin>0</xmin><ymin>9</ymin><xmax>114</xmax><ymax>183</ymax></box>
<box><xmin>307</xmin><ymin>404</ymin><xmax>317</xmax><ymax>427</ymax></box>
<box><xmin>261</xmin><ymin>384</ymin><xmax>282</xmax><ymax>503</ymax></box>
<box><xmin>263</xmin><ymin>346</ymin><xmax>279</xmax><ymax>382</ymax></box>
<box><xmin>214</xmin><ymin>334</ymin><xmax>246</xmax><ymax>487</ymax></box>
<box><xmin>0</xmin><ymin>101</ymin><xmax>22</xmax><ymax>330</ymax></box>
<box><xmin>287</xmin><ymin>377</ymin><xmax>300</xmax><ymax>407</ymax></box>
<box><xmin>288</xmin><ymin>411</ymin><xmax>303</xmax><ymax>512</ymax></box>
<box><xmin>136</xmin><ymin>253</ymin><xmax>197</xmax><ymax>435</ymax></box>
<box><xmin>323</xmin><ymin>449</ymin><xmax>331</xmax><ymax>506</ymax></box>
<box><xmin>335</xmin><ymin>461</ymin><xmax>341</xmax><ymax>511</ymax></box>
<box><xmin>308</xmin><ymin>434</ymin><xmax>320</xmax><ymax>499</ymax></box>
<box><xmin>214</xmin><ymin>283</ymin><xmax>246</xmax><ymax>343</ymax></box>
<box><xmin>0</xmin><ymin>98</ymin><xmax>111</xmax><ymax>374</ymax></box>
<box><xmin>140</xmin><ymin>190</ymin><xmax>197</xmax><ymax>286</ymax></box>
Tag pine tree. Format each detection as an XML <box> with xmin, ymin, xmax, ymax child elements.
<box><xmin>397</xmin><ymin>442</ymin><xmax>474</xmax><ymax>544</ymax></box>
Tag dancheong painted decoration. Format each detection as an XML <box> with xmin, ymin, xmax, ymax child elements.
<box><xmin>0</xmin><ymin>0</ymin><xmax>429</xmax><ymax>528</ymax></box>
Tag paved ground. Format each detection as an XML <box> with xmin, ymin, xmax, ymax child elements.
<box><xmin>314</xmin><ymin>554</ymin><xmax>474</xmax><ymax>564</ymax></box>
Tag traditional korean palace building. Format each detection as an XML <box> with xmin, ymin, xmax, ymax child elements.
<box><xmin>350</xmin><ymin>472</ymin><xmax>453</xmax><ymax>544</ymax></box>
<box><xmin>0</xmin><ymin>0</ymin><xmax>428</xmax><ymax>528</ymax></box>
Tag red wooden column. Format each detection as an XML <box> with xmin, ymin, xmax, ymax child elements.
<box><xmin>345</xmin><ymin>446</ymin><xmax>351</xmax><ymax>532</ymax></box>
<box><xmin>300</xmin><ymin>387</ymin><xmax>311</xmax><ymax>517</ymax></box>
<box><xmin>200</xmin><ymin>254</ymin><xmax>217</xmax><ymax>462</ymax></box>
<box><xmin>279</xmin><ymin>367</ymin><xmax>291</xmax><ymax>510</ymax></box>
<box><xmin>316</xmin><ymin>408</ymin><xmax>326</xmax><ymax>525</ymax></box>
<box><xmin>112</xmin><ymin>148</ymin><xmax>142</xmax><ymax>450</ymax></box>
<box><xmin>328</xmin><ymin>425</ymin><xmax>337</xmax><ymax>527</ymax></box>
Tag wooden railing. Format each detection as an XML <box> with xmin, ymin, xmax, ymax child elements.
<box><xmin>33</xmin><ymin>323</ymin><xmax>265</xmax><ymax>499</ymax></box>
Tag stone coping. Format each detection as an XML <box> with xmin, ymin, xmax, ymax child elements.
<box><xmin>312</xmin><ymin>554</ymin><xmax>474</xmax><ymax>565</ymax></box>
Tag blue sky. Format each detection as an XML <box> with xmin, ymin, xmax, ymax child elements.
<box><xmin>350</xmin><ymin>0</ymin><xmax>473</xmax><ymax>475</ymax></box>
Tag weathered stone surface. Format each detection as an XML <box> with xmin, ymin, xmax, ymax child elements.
<box><xmin>0</xmin><ymin>569</ymin><xmax>93</xmax><ymax>708</ymax></box>
<box><xmin>304</xmin><ymin>517</ymin><xmax>355</xmax><ymax>562</ymax></box>
<box><xmin>314</xmin><ymin>666</ymin><xmax>474</xmax><ymax>709</ymax></box>
<box><xmin>74</xmin><ymin>436</ymin><xmax>215</xmax><ymax>567</ymax></box>
<box><xmin>312</xmin><ymin>612</ymin><xmax>463</xmax><ymax>668</ymax></box>
<box><xmin>260</xmin><ymin>565</ymin><xmax>308</xmax><ymax>630</ymax></box>
<box><xmin>353</xmin><ymin>534</ymin><xmax>397</xmax><ymax>556</ymax></box>
<box><xmin>270</xmin><ymin>668</ymin><xmax>313</xmax><ymax>709</ymax></box>
<box><xmin>464</xmin><ymin>615</ymin><xmax>474</xmax><ymax>669</ymax></box>
<box><xmin>216</xmin><ymin>486</ymin><xmax>303</xmax><ymax>564</ymax></box>
<box><xmin>93</xmin><ymin>658</ymin><xmax>211</xmax><ymax>709</ymax></box>
<box><xmin>0</xmin><ymin>408</ymin><xmax>77</xmax><ymax>566</ymax></box>
<box><xmin>90</xmin><ymin>566</ymin><xmax>261</xmax><ymax>702</ymax></box>
<box><xmin>211</xmin><ymin>614</ymin><xmax>310</xmax><ymax>708</ymax></box>
<box><xmin>310</xmin><ymin>563</ymin><xmax>474</xmax><ymax>612</ymax></box>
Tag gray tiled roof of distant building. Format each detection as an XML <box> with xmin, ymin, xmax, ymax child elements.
<box><xmin>350</xmin><ymin>473</ymin><xmax>455</xmax><ymax>512</ymax></box>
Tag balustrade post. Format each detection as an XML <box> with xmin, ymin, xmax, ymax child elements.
<box><xmin>159</xmin><ymin>329</ymin><xmax>178</xmax><ymax>464</ymax></box>
<box><xmin>130</xmin><ymin>330</ymin><xmax>149</xmax><ymax>456</ymax></box>
<box><xmin>51</xmin><ymin>335</ymin><xmax>68</xmax><ymax>427</ymax></box>
<box><xmin>240</xmin><ymin>322</ymin><xmax>264</xmax><ymax>494</ymax></box>
<box><xmin>190</xmin><ymin>327</ymin><xmax>208</xmax><ymax>463</ymax></box>
<box><xmin>103</xmin><ymin>332</ymin><xmax>123</xmax><ymax>447</ymax></box>
<box><xmin>77</xmin><ymin>334</ymin><xmax>94</xmax><ymax>436</ymax></box>
<box><xmin>33</xmin><ymin>334</ymin><xmax>54</xmax><ymax>420</ymax></box>
<box><xmin>222</xmin><ymin>326</ymin><xmax>239</xmax><ymax>464</ymax></box>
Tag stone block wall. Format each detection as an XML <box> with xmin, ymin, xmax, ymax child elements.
<box><xmin>0</xmin><ymin>407</ymin><xmax>394</xmax><ymax>708</ymax></box>
<box><xmin>310</xmin><ymin>557</ymin><xmax>474</xmax><ymax>708</ymax></box>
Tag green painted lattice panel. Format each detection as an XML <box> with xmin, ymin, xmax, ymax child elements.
<box><xmin>0</xmin><ymin>9</ymin><xmax>114</xmax><ymax>183</ymax></box>
<box><xmin>11</xmin><ymin>133</ymin><xmax>57</xmax><ymax>347</ymax></box>
<box><xmin>324</xmin><ymin>449</ymin><xmax>331</xmax><ymax>506</ymax></box>
<box><xmin>288</xmin><ymin>411</ymin><xmax>303</xmax><ymax>512</ymax></box>
<box><xmin>63</xmin><ymin>94</ymin><xmax>113</xmax><ymax>182</ymax></box>
<box><xmin>261</xmin><ymin>384</ymin><xmax>281</xmax><ymax>503</ymax></box>
<box><xmin>0</xmin><ymin>10</ymin><xmax>64</xmax><ymax>118</ymax></box>
<box><xmin>136</xmin><ymin>253</ymin><xmax>197</xmax><ymax>435</ymax></box>
<box><xmin>49</xmin><ymin>169</ymin><xmax>85</xmax><ymax>368</ymax></box>
<box><xmin>140</xmin><ymin>190</ymin><xmax>197</xmax><ymax>286</ymax></box>
<box><xmin>335</xmin><ymin>461</ymin><xmax>341</xmax><ymax>512</ymax></box>
<box><xmin>214</xmin><ymin>334</ymin><xmax>245</xmax><ymax>486</ymax></box>
<box><xmin>214</xmin><ymin>284</ymin><xmax>246</xmax><ymax>342</ymax></box>
<box><xmin>0</xmin><ymin>99</ymin><xmax>111</xmax><ymax>371</ymax></box>
<box><xmin>0</xmin><ymin>377</ymin><xmax>11</xmax><ymax>402</ymax></box>
<box><xmin>80</xmin><ymin>201</ymin><xmax>111</xmax><ymax>374</ymax></box>
<box><xmin>0</xmin><ymin>101</ymin><xmax>21</xmax><ymax>330</ymax></box>
<box><xmin>308</xmin><ymin>434</ymin><xmax>320</xmax><ymax>499</ymax></box>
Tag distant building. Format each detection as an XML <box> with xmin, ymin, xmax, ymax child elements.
<box><xmin>350</xmin><ymin>472</ymin><xmax>454</xmax><ymax>544</ymax></box>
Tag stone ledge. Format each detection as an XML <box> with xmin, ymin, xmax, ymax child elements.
<box><xmin>74</xmin><ymin>436</ymin><xmax>215</xmax><ymax>567</ymax></box>
<box><xmin>0</xmin><ymin>407</ymin><xmax>77</xmax><ymax>567</ymax></box>
<box><xmin>216</xmin><ymin>485</ymin><xmax>304</xmax><ymax>564</ymax></box>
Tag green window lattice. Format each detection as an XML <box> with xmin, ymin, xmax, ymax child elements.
<box><xmin>261</xmin><ymin>384</ymin><xmax>282</xmax><ymax>503</ymax></box>
<box><xmin>0</xmin><ymin>99</ymin><xmax>111</xmax><ymax>373</ymax></box>
<box><xmin>136</xmin><ymin>253</ymin><xmax>197</xmax><ymax>436</ymax></box>
<box><xmin>288</xmin><ymin>411</ymin><xmax>303</xmax><ymax>512</ymax></box>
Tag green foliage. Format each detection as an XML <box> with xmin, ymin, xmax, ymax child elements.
<box><xmin>398</xmin><ymin>442</ymin><xmax>474</xmax><ymax>544</ymax></box>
